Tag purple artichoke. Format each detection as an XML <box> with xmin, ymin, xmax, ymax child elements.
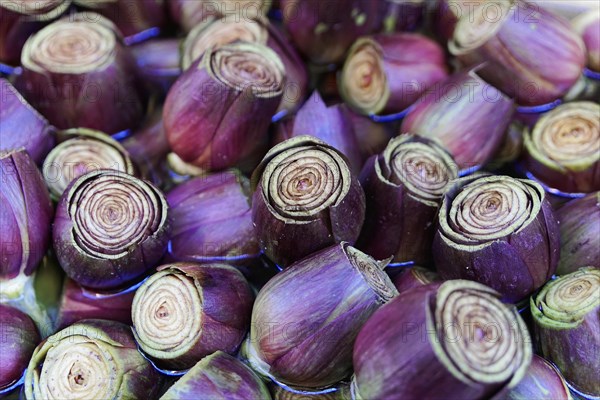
<box><xmin>353</xmin><ymin>280</ymin><xmax>532</xmax><ymax>400</ymax></box>
<box><xmin>251</xmin><ymin>136</ymin><xmax>365</xmax><ymax>267</ymax></box>
<box><xmin>24</xmin><ymin>319</ymin><xmax>162</xmax><ymax>399</ymax></box>
<box><xmin>433</xmin><ymin>174</ymin><xmax>560</xmax><ymax>302</ymax></box>
<box><xmin>131</xmin><ymin>262</ymin><xmax>254</xmax><ymax>370</ymax></box>
<box><xmin>400</xmin><ymin>69</ymin><xmax>514</xmax><ymax>173</ymax></box>
<box><xmin>52</xmin><ymin>169</ymin><xmax>170</xmax><ymax>290</ymax></box>
<box><xmin>245</xmin><ymin>243</ymin><xmax>397</xmax><ymax>388</ymax></box>
<box><xmin>339</xmin><ymin>32</ymin><xmax>448</xmax><ymax>115</ymax></box>
<box><xmin>167</xmin><ymin>171</ymin><xmax>259</xmax><ymax>264</ymax></box>
<box><xmin>0</xmin><ymin>78</ymin><xmax>54</xmax><ymax>165</ymax></box>
<box><xmin>531</xmin><ymin>267</ymin><xmax>600</xmax><ymax>398</ymax></box>
<box><xmin>161</xmin><ymin>351</ymin><xmax>270</xmax><ymax>399</ymax></box>
<box><xmin>1</xmin><ymin>149</ymin><xmax>53</xmax><ymax>286</ymax></box>
<box><xmin>0</xmin><ymin>304</ymin><xmax>40</xmax><ymax>391</ymax></box>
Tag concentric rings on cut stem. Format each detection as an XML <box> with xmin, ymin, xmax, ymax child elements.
<box><xmin>182</xmin><ymin>17</ymin><xmax>266</xmax><ymax>70</ymax></box>
<box><xmin>36</xmin><ymin>336</ymin><xmax>118</xmax><ymax>400</ymax></box>
<box><xmin>445</xmin><ymin>176</ymin><xmax>537</xmax><ymax>243</ymax></box>
<box><xmin>43</xmin><ymin>131</ymin><xmax>134</xmax><ymax>199</ymax></box>
<box><xmin>21</xmin><ymin>17</ymin><xmax>117</xmax><ymax>73</ymax></box>
<box><xmin>433</xmin><ymin>281</ymin><xmax>530</xmax><ymax>385</ymax></box>
<box><xmin>385</xmin><ymin>137</ymin><xmax>458</xmax><ymax>203</ymax></box>
<box><xmin>535</xmin><ymin>267</ymin><xmax>600</xmax><ymax>325</ymax></box>
<box><xmin>68</xmin><ymin>170</ymin><xmax>164</xmax><ymax>258</ymax></box>
<box><xmin>132</xmin><ymin>270</ymin><xmax>202</xmax><ymax>358</ymax></box>
<box><xmin>340</xmin><ymin>39</ymin><xmax>388</xmax><ymax>115</ymax></box>
<box><xmin>449</xmin><ymin>0</ymin><xmax>512</xmax><ymax>54</ymax></box>
<box><xmin>209</xmin><ymin>43</ymin><xmax>284</xmax><ymax>97</ymax></box>
<box><xmin>264</xmin><ymin>145</ymin><xmax>350</xmax><ymax>219</ymax></box>
<box><xmin>526</xmin><ymin>102</ymin><xmax>600</xmax><ymax>170</ymax></box>
<box><xmin>530</xmin><ymin>268</ymin><xmax>599</xmax><ymax>397</ymax></box>
<box><xmin>346</xmin><ymin>246</ymin><xmax>398</xmax><ymax>303</ymax></box>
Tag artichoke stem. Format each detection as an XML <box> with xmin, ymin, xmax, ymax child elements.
<box><xmin>1</xmin><ymin>273</ymin><xmax>53</xmax><ymax>338</ymax></box>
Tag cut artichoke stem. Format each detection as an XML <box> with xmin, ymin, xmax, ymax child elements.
<box><xmin>131</xmin><ymin>270</ymin><xmax>203</xmax><ymax>362</ymax></box>
<box><xmin>448</xmin><ymin>0</ymin><xmax>586</xmax><ymax>106</ymax></box>
<box><xmin>131</xmin><ymin>263</ymin><xmax>252</xmax><ymax>370</ymax></box>
<box><xmin>263</xmin><ymin>144</ymin><xmax>350</xmax><ymax>220</ymax></box>
<box><xmin>42</xmin><ymin>128</ymin><xmax>134</xmax><ymax>200</ymax></box>
<box><xmin>339</xmin><ymin>32</ymin><xmax>448</xmax><ymax>115</ymax></box>
<box><xmin>450</xmin><ymin>0</ymin><xmax>512</xmax><ymax>53</ymax></box>
<box><xmin>440</xmin><ymin>175</ymin><xmax>542</xmax><ymax>247</ymax></box>
<box><xmin>16</xmin><ymin>12</ymin><xmax>145</xmax><ymax>134</ymax></box>
<box><xmin>533</xmin><ymin>268</ymin><xmax>599</xmax><ymax>329</ymax></box>
<box><xmin>38</xmin><ymin>336</ymin><xmax>118</xmax><ymax>399</ymax></box>
<box><xmin>340</xmin><ymin>38</ymin><xmax>389</xmax><ymax>115</ymax></box>
<box><xmin>523</xmin><ymin>102</ymin><xmax>600</xmax><ymax>194</ymax></box>
<box><xmin>352</xmin><ymin>279</ymin><xmax>532</xmax><ymax>399</ymax></box>
<box><xmin>163</xmin><ymin>41</ymin><xmax>284</xmax><ymax>171</ymax></box>
<box><xmin>430</xmin><ymin>280</ymin><xmax>530</xmax><ymax>387</ymax></box>
<box><xmin>182</xmin><ymin>16</ymin><xmax>266</xmax><ymax>70</ymax></box>
<box><xmin>208</xmin><ymin>42</ymin><xmax>284</xmax><ymax>98</ymax></box>
<box><xmin>383</xmin><ymin>136</ymin><xmax>458</xmax><ymax>205</ymax></box>
<box><xmin>53</xmin><ymin>169</ymin><xmax>170</xmax><ymax>290</ymax></box>
<box><xmin>531</xmin><ymin>267</ymin><xmax>600</xmax><ymax>397</ymax></box>
<box><xmin>357</xmin><ymin>135</ymin><xmax>459</xmax><ymax>266</ymax></box>
<box><xmin>346</xmin><ymin>246</ymin><xmax>397</xmax><ymax>303</ymax></box>
<box><xmin>179</xmin><ymin>15</ymin><xmax>307</xmax><ymax>113</ymax></box>
<box><xmin>434</xmin><ymin>174</ymin><xmax>559</xmax><ymax>302</ymax></box>
<box><xmin>251</xmin><ymin>136</ymin><xmax>365</xmax><ymax>266</ymax></box>
<box><xmin>69</xmin><ymin>173</ymin><xmax>162</xmax><ymax>259</ymax></box>
<box><xmin>21</xmin><ymin>16</ymin><xmax>118</xmax><ymax>74</ymax></box>
<box><xmin>25</xmin><ymin>320</ymin><xmax>161</xmax><ymax>400</ymax></box>
<box><xmin>256</xmin><ymin>136</ymin><xmax>355</xmax><ymax>220</ymax></box>
<box><xmin>526</xmin><ymin>102</ymin><xmax>599</xmax><ymax>172</ymax></box>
